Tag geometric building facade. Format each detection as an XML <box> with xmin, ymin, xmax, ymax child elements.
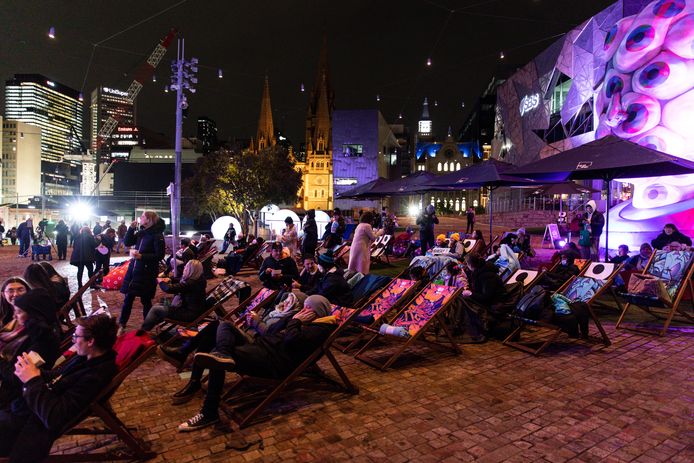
<box><xmin>494</xmin><ymin>0</ymin><xmax>694</xmax><ymax>249</ymax></box>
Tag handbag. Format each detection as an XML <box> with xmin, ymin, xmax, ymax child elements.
<box><xmin>96</xmin><ymin>244</ymin><xmax>109</xmax><ymax>255</ymax></box>
<box><xmin>627</xmin><ymin>273</ymin><xmax>670</xmax><ymax>302</ymax></box>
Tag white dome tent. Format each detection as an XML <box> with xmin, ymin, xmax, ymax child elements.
<box><xmin>302</xmin><ymin>210</ymin><xmax>331</xmax><ymax>239</ymax></box>
<box><xmin>210</xmin><ymin>216</ymin><xmax>242</xmax><ymax>250</ymax></box>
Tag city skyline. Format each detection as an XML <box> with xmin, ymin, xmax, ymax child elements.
<box><xmin>0</xmin><ymin>0</ymin><xmax>615</xmax><ymax>146</ymax></box>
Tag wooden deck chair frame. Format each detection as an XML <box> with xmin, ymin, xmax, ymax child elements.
<box><xmin>246</xmin><ymin>241</ymin><xmax>271</xmax><ymax>270</ymax></box>
<box><xmin>354</xmin><ymin>283</ymin><xmax>463</xmax><ymax>370</ymax></box>
<box><xmin>503</xmin><ymin>262</ymin><xmax>622</xmax><ymax>356</ymax></box>
<box><xmin>482</xmin><ymin>235</ymin><xmax>499</xmax><ymax>256</ymax></box>
<box><xmin>219</xmin><ymin>306</ymin><xmax>362</xmax><ymax>428</ymax></box>
<box><xmin>334</xmin><ymin>277</ymin><xmax>422</xmax><ymax>353</ymax></box>
<box><xmin>15</xmin><ymin>344</ymin><xmax>158</xmax><ymax>462</ymax></box>
<box><xmin>223</xmin><ymin>288</ymin><xmax>278</xmax><ymax>328</ymax></box>
<box><xmin>371</xmin><ymin>234</ymin><xmax>393</xmax><ymax>264</ymax></box>
<box><xmin>615</xmin><ymin>251</ymin><xmax>694</xmax><ymax>336</ymax></box>
<box><xmin>333</xmin><ymin>243</ymin><xmax>351</xmax><ymax>267</ymax></box>
<box><xmin>504</xmin><ymin>269</ymin><xmax>543</xmax><ymax>292</ymax></box>
<box><xmin>57</xmin><ymin>271</ymin><xmax>103</xmax><ymax>348</ymax></box>
<box><xmin>462</xmin><ymin>239</ymin><xmax>482</xmax><ymax>256</ymax></box>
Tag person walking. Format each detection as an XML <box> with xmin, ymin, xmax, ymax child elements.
<box><xmin>301</xmin><ymin>209</ymin><xmax>318</xmax><ymax>259</ymax></box>
<box><xmin>280</xmin><ymin>217</ymin><xmax>298</xmax><ymax>259</ymax></box>
<box><xmin>348</xmin><ymin>211</ymin><xmax>380</xmax><ymax>275</ymax></box>
<box><xmin>115</xmin><ymin>220</ymin><xmax>128</xmax><ymax>253</ymax></box>
<box><xmin>416</xmin><ymin>205</ymin><xmax>439</xmax><ymax>255</ymax></box>
<box><xmin>94</xmin><ymin>228</ymin><xmax>116</xmax><ymax>283</ymax></box>
<box><xmin>118</xmin><ymin>211</ymin><xmax>165</xmax><ymax>335</ymax></box>
<box><xmin>465</xmin><ymin>207</ymin><xmax>475</xmax><ymax>235</ymax></box>
<box><xmin>92</xmin><ymin>221</ymin><xmax>103</xmax><ymax>237</ymax></box>
<box><xmin>0</xmin><ymin>219</ymin><xmax>5</xmax><ymax>246</ymax></box>
<box><xmin>69</xmin><ymin>222</ymin><xmax>80</xmax><ymax>247</ymax></box>
<box><xmin>54</xmin><ymin>219</ymin><xmax>69</xmax><ymax>260</ymax></box>
<box><xmin>70</xmin><ymin>226</ymin><xmax>96</xmax><ymax>287</ymax></box>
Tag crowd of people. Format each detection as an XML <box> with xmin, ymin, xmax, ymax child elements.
<box><xmin>0</xmin><ymin>202</ymin><xmax>692</xmax><ymax>460</ymax></box>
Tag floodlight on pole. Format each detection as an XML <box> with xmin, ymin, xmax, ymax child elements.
<box><xmin>68</xmin><ymin>202</ymin><xmax>93</xmax><ymax>223</ymax></box>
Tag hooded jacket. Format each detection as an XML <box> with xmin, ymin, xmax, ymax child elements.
<box><xmin>586</xmin><ymin>200</ymin><xmax>605</xmax><ymax>236</ymax></box>
<box><xmin>70</xmin><ymin>232</ymin><xmax>97</xmax><ymax>265</ymax></box>
<box><xmin>120</xmin><ymin>218</ymin><xmax>166</xmax><ymax>298</ymax></box>
<box><xmin>468</xmin><ymin>262</ymin><xmax>507</xmax><ymax>307</ymax></box>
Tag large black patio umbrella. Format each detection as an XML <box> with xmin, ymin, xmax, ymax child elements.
<box><xmin>417</xmin><ymin>159</ymin><xmax>538</xmax><ymax>242</ymax></box>
<box><xmin>509</xmin><ymin>135</ymin><xmax>694</xmax><ymax>260</ymax></box>
<box><xmin>335</xmin><ymin>177</ymin><xmax>390</xmax><ymax>200</ymax></box>
<box><xmin>370</xmin><ymin>171</ymin><xmax>438</xmax><ymax>196</ymax></box>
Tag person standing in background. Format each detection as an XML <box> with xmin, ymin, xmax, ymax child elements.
<box><xmin>416</xmin><ymin>205</ymin><xmax>439</xmax><ymax>255</ymax></box>
<box><xmin>54</xmin><ymin>219</ymin><xmax>69</xmax><ymax>260</ymax></box>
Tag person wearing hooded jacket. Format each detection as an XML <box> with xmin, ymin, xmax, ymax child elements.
<box><xmin>459</xmin><ymin>253</ymin><xmax>507</xmax><ymax>343</ymax></box>
<box><xmin>416</xmin><ymin>204</ymin><xmax>439</xmax><ymax>256</ymax></box>
<box><xmin>69</xmin><ymin>227</ymin><xmax>96</xmax><ymax>287</ymax></box>
<box><xmin>585</xmin><ymin>200</ymin><xmax>604</xmax><ymax>261</ymax></box>
<box><xmin>301</xmin><ymin>209</ymin><xmax>318</xmax><ymax>258</ymax></box>
<box><xmin>0</xmin><ymin>288</ymin><xmax>60</xmax><ymax>412</ymax></box>
<box><xmin>118</xmin><ymin>211</ymin><xmax>166</xmax><ymax>334</ymax></box>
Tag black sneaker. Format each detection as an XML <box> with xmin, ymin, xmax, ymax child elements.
<box><xmin>177</xmin><ymin>412</ymin><xmax>219</xmax><ymax>432</ymax></box>
<box><xmin>194</xmin><ymin>351</ymin><xmax>236</xmax><ymax>370</ymax></box>
<box><xmin>172</xmin><ymin>380</ymin><xmax>201</xmax><ymax>405</ymax></box>
<box><xmin>157</xmin><ymin>346</ymin><xmax>188</xmax><ymax>369</ymax></box>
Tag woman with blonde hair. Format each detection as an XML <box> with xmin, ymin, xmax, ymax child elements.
<box><xmin>141</xmin><ymin>259</ymin><xmax>207</xmax><ymax>331</ymax></box>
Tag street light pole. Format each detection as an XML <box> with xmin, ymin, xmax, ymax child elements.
<box><xmin>169</xmin><ymin>37</ymin><xmax>197</xmax><ymax>278</ymax></box>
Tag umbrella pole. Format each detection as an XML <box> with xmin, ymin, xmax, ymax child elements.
<box><xmin>489</xmin><ymin>187</ymin><xmax>493</xmax><ymax>244</ymax></box>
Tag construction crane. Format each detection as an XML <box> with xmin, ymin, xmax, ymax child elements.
<box><xmin>95</xmin><ymin>28</ymin><xmax>177</xmax><ymax>148</ymax></box>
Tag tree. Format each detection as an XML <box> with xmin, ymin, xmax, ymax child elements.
<box><xmin>183</xmin><ymin>145</ymin><xmax>302</xmax><ymax>232</ymax></box>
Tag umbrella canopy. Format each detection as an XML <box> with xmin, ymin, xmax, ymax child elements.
<box><xmin>369</xmin><ymin>171</ymin><xmax>438</xmax><ymax>196</ymax></box>
<box><xmin>508</xmin><ymin>136</ymin><xmax>694</xmax><ymax>182</ymax></box>
<box><xmin>508</xmin><ymin>136</ymin><xmax>694</xmax><ymax>261</ymax></box>
<box><xmin>531</xmin><ymin>182</ymin><xmax>599</xmax><ymax>196</ymax></box>
<box><xmin>335</xmin><ymin>177</ymin><xmax>390</xmax><ymax>199</ymax></box>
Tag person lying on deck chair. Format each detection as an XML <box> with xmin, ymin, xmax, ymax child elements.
<box><xmin>302</xmin><ymin>251</ymin><xmax>353</xmax><ymax>307</ymax></box>
<box><xmin>158</xmin><ymin>292</ymin><xmax>304</xmax><ymax>405</ymax></box>
<box><xmin>221</xmin><ymin>236</ymin><xmax>265</xmax><ymax>276</ymax></box>
<box><xmin>537</xmin><ymin>252</ymin><xmax>581</xmax><ymax>292</ymax></box>
<box><xmin>1</xmin><ymin>314</ymin><xmax>117</xmax><ymax>463</ymax></box>
<box><xmin>177</xmin><ymin>295</ymin><xmax>336</xmax><ymax>432</ymax></box>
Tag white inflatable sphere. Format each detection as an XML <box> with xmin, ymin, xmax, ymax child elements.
<box><xmin>211</xmin><ymin>216</ymin><xmax>242</xmax><ymax>241</ymax></box>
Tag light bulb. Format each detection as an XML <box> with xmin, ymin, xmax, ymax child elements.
<box><xmin>217</xmin><ymin>69</ymin><xmax>223</xmax><ymax>79</ymax></box>
<box><xmin>500</xmin><ymin>51</ymin><xmax>505</xmax><ymax>59</ymax></box>
<box><xmin>426</xmin><ymin>57</ymin><xmax>432</xmax><ymax>66</ymax></box>
<box><xmin>376</xmin><ymin>94</ymin><xmax>380</xmax><ymax>102</ymax></box>
<box><xmin>152</xmin><ymin>75</ymin><xmax>157</xmax><ymax>83</ymax></box>
<box><xmin>300</xmin><ymin>83</ymin><xmax>305</xmax><ymax>92</ymax></box>
<box><xmin>48</xmin><ymin>27</ymin><xmax>55</xmax><ymax>39</ymax></box>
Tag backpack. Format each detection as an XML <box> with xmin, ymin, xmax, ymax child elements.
<box><xmin>513</xmin><ymin>286</ymin><xmax>549</xmax><ymax>320</ymax></box>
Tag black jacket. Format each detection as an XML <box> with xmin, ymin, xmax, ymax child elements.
<box><xmin>70</xmin><ymin>233</ymin><xmax>96</xmax><ymax>265</ymax></box>
<box><xmin>246</xmin><ymin>319</ymin><xmax>336</xmax><ymax>378</ymax></box>
<box><xmin>258</xmin><ymin>256</ymin><xmax>299</xmax><ymax>290</ymax></box>
<box><xmin>52</xmin><ymin>281</ymin><xmax>70</xmax><ymax>309</ymax></box>
<box><xmin>298</xmin><ymin>269</ymin><xmax>323</xmax><ymax>292</ymax></box>
<box><xmin>22</xmin><ymin>351</ymin><xmax>117</xmax><ymax>435</ymax></box>
<box><xmin>651</xmin><ymin>230</ymin><xmax>692</xmax><ymax>249</ymax></box>
<box><xmin>54</xmin><ymin>223</ymin><xmax>69</xmax><ymax>243</ymax></box>
<box><xmin>590</xmin><ymin>211</ymin><xmax>605</xmax><ymax>236</ymax></box>
<box><xmin>302</xmin><ymin>217</ymin><xmax>318</xmax><ymax>254</ymax></box>
<box><xmin>159</xmin><ymin>277</ymin><xmax>207</xmax><ymax>322</ymax></box>
<box><xmin>416</xmin><ymin>212</ymin><xmax>439</xmax><ymax>234</ymax></box>
<box><xmin>0</xmin><ymin>319</ymin><xmax>60</xmax><ymax>412</ymax></box>
<box><xmin>120</xmin><ymin>219</ymin><xmax>166</xmax><ymax>298</ymax></box>
<box><xmin>305</xmin><ymin>271</ymin><xmax>353</xmax><ymax>307</ymax></box>
<box><xmin>468</xmin><ymin>263</ymin><xmax>506</xmax><ymax>307</ymax></box>
<box><xmin>540</xmin><ymin>263</ymin><xmax>580</xmax><ymax>291</ymax></box>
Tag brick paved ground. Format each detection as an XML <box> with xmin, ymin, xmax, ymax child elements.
<box><xmin>1</xmin><ymin>244</ymin><xmax>692</xmax><ymax>463</ymax></box>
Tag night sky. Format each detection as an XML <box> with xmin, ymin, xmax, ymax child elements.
<box><xmin>1</xmin><ymin>0</ymin><xmax>615</xmax><ymax>146</ymax></box>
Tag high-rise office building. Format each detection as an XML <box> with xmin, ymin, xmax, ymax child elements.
<box><xmin>90</xmin><ymin>86</ymin><xmax>136</xmax><ymax>162</ymax></box>
<box><xmin>4</xmin><ymin>74</ymin><xmax>84</xmax><ymax>195</ymax></box>
<box><xmin>197</xmin><ymin>116</ymin><xmax>218</xmax><ymax>154</ymax></box>
<box><xmin>0</xmin><ymin>117</ymin><xmax>42</xmax><ymax>204</ymax></box>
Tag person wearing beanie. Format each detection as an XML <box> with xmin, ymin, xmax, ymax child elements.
<box><xmin>258</xmin><ymin>241</ymin><xmax>299</xmax><ymax>290</ymax></box>
<box><xmin>180</xmin><ymin>291</ymin><xmax>338</xmax><ymax>432</ymax></box>
<box><xmin>305</xmin><ymin>250</ymin><xmax>353</xmax><ymax>307</ymax></box>
<box><xmin>0</xmin><ymin>288</ymin><xmax>61</xmax><ymax>414</ymax></box>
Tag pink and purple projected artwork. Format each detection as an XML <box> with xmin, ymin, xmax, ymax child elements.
<box><xmin>597</xmin><ymin>0</ymin><xmax>694</xmax><ymax>249</ymax></box>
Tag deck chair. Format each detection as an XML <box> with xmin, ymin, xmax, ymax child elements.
<box><xmin>462</xmin><ymin>239</ymin><xmax>481</xmax><ymax>255</ymax></box>
<box><xmin>224</xmin><ymin>287</ymin><xmax>278</xmax><ymax>327</ymax></box>
<box><xmin>27</xmin><ymin>335</ymin><xmax>158</xmax><ymax>462</ymax></box>
<box><xmin>355</xmin><ymin>283</ymin><xmax>463</xmax><ymax>370</ymax></box>
<box><xmin>57</xmin><ymin>271</ymin><xmax>103</xmax><ymax>345</ymax></box>
<box><xmin>333</xmin><ymin>242</ymin><xmax>351</xmax><ymax>267</ymax></box>
<box><xmin>482</xmin><ymin>235</ymin><xmax>499</xmax><ymax>256</ymax></box>
<box><xmin>159</xmin><ymin>277</ymin><xmax>257</xmax><ymax>349</ymax></box>
<box><xmin>370</xmin><ymin>235</ymin><xmax>384</xmax><ymax>252</ymax></box>
<box><xmin>615</xmin><ymin>250</ymin><xmax>694</xmax><ymax>336</ymax></box>
<box><xmin>334</xmin><ymin>278</ymin><xmax>420</xmax><ymax>352</ymax></box>
<box><xmin>504</xmin><ymin>261</ymin><xmax>622</xmax><ymax>356</ymax></box>
<box><xmin>219</xmin><ymin>305</ymin><xmax>361</xmax><ymax>428</ymax></box>
<box><xmin>505</xmin><ymin>269</ymin><xmax>543</xmax><ymax>290</ymax></box>
<box><xmin>371</xmin><ymin>234</ymin><xmax>392</xmax><ymax>264</ymax></box>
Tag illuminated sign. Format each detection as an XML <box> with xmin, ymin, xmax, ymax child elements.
<box><xmin>519</xmin><ymin>93</ymin><xmax>540</xmax><ymax>116</ymax></box>
<box><xmin>102</xmin><ymin>87</ymin><xmax>128</xmax><ymax>97</ymax></box>
<box><xmin>335</xmin><ymin>178</ymin><xmax>358</xmax><ymax>186</ymax></box>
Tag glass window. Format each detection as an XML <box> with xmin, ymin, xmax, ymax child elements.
<box><xmin>551</xmin><ymin>75</ymin><xmax>572</xmax><ymax>115</ymax></box>
<box><xmin>437</xmin><ymin>162</ymin><xmax>442</xmax><ymax>172</ymax></box>
<box><xmin>342</xmin><ymin>144</ymin><xmax>363</xmax><ymax>157</ymax></box>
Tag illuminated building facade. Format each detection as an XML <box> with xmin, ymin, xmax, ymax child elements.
<box><xmin>0</xmin><ymin>117</ymin><xmax>42</xmax><ymax>203</ymax></box>
<box><xmin>493</xmin><ymin>0</ymin><xmax>694</xmax><ymax>249</ymax></box>
<box><xmin>4</xmin><ymin>74</ymin><xmax>84</xmax><ymax>195</ymax></box>
<box><xmin>90</xmin><ymin>86</ymin><xmax>136</xmax><ymax>162</ymax></box>
<box><xmin>197</xmin><ymin>116</ymin><xmax>218</xmax><ymax>154</ymax></box>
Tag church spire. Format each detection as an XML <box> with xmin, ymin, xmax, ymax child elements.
<box><xmin>256</xmin><ymin>75</ymin><xmax>275</xmax><ymax>151</ymax></box>
<box><xmin>421</xmin><ymin>97</ymin><xmax>431</xmax><ymax>120</ymax></box>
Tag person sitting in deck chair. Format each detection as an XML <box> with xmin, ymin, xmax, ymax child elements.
<box><xmin>221</xmin><ymin>237</ymin><xmax>264</xmax><ymax>276</ymax></box>
<box><xmin>1</xmin><ymin>314</ymin><xmax>117</xmax><ymax>463</ymax></box>
<box><xmin>303</xmin><ymin>251</ymin><xmax>353</xmax><ymax>307</ymax></box>
<box><xmin>177</xmin><ymin>295</ymin><xmax>336</xmax><ymax>432</ymax></box>
<box><xmin>537</xmin><ymin>252</ymin><xmax>581</xmax><ymax>291</ymax></box>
